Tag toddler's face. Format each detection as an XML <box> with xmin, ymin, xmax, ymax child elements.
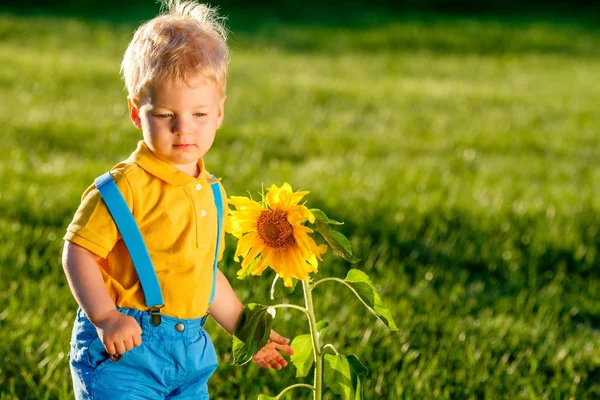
<box><xmin>129</xmin><ymin>78</ymin><xmax>225</xmax><ymax>176</ymax></box>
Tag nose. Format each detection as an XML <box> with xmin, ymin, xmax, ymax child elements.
<box><xmin>172</xmin><ymin>116</ymin><xmax>191</xmax><ymax>135</ymax></box>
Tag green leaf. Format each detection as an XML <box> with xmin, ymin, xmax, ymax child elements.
<box><xmin>324</xmin><ymin>354</ymin><xmax>369</xmax><ymax>400</ymax></box>
<box><xmin>290</xmin><ymin>334</ymin><xmax>314</xmax><ymax>378</ymax></box>
<box><xmin>316</xmin><ymin>320</ymin><xmax>329</xmax><ymax>331</ymax></box>
<box><xmin>343</xmin><ymin>269</ymin><xmax>398</xmax><ymax>331</ymax></box>
<box><xmin>257</xmin><ymin>395</ymin><xmax>276</xmax><ymax>400</ymax></box>
<box><xmin>232</xmin><ymin>303</ymin><xmax>275</xmax><ymax>365</ymax></box>
<box><xmin>316</xmin><ymin>320</ymin><xmax>329</xmax><ymax>342</ymax></box>
<box><xmin>310</xmin><ymin>208</ymin><xmax>344</xmax><ymax>225</ymax></box>
<box><xmin>330</xmin><ymin>231</ymin><xmax>360</xmax><ymax>262</ymax></box>
<box><xmin>315</xmin><ymin>220</ymin><xmax>360</xmax><ymax>263</ymax></box>
<box><xmin>291</xmin><ymin>321</ymin><xmax>331</xmax><ymax>378</ymax></box>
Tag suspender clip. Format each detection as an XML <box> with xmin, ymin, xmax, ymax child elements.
<box><xmin>201</xmin><ymin>311</ymin><xmax>210</xmax><ymax>327</ymax></box>
<box><xmin>149</xmin><ymin>306</ymin><xmax>163</xmax><ymax>327</ymax></box>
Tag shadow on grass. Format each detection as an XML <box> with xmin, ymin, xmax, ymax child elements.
<box><xmin>2</xmin><ymin>1</ymin><xmax>600</xmax><ymax>57</ymax></box>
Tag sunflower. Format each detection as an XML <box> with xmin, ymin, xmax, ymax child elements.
<box><xmin>227</xmin><ymin>183</ymin><xmax>327</xmax><ymax>287</ymax></box>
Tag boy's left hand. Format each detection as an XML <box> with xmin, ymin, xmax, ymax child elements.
<box><xmin>252</xmin><ymin>330</ymin><xmax>294</xmax><ymax>370</ymax></box>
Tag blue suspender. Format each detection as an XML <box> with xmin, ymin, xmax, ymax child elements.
<box><xmin>95</xmin><ymin>172</ymin><xmax>164</xmax><ymax>309</ymax></box>
<box><xmin>209</xmin><ymin>180</ymin><xmax>223</xmax><ymax>305</ymax></box>
<box><xmin>94</xmin><ymin>172</ymin><xmax>223</xmax><ymax>323</ymax></box>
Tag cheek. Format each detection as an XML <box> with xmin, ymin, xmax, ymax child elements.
<box><xmin>144</xmin><ymin>118</ymin><xmax>167</xmax><ymax>135</ymax></box>
<box><xmin>206</xmin><ymin>117</ymin><xmax>221</xmax><ymax>131</ymax></box>
<box><xmin>140</xmin><ymin>116</ymin><xmax>153</xmax><ymax>132</ymax></box>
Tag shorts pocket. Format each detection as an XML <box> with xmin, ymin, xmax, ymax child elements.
<box><xmin>69</xmin><ymin>314</ymin><xmax>97</xmax><ymax>366</ymax></box>
<box><xmin>69</xmin><ymin>313</ymin><xmax>113</xmax><ymax>371</ymax></box>
<box><xmin>196</xmin><ymin>329</ymin><xmax>218</xmax><ymax>369</ymax></box>
<box><xmin>86</xmin><ymin>336</ymin><xmax>114</xmax><ymax>371</ymax></box>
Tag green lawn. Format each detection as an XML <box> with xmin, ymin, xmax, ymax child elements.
<box><xmin>0</xmin><ymin>6</ymin><xmax>599</xmax><ymax>399</ymax></box>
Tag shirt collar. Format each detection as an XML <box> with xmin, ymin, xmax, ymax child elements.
<box><xmin>128</xmin><ymin>141</ymin><xmax>220</xmax><ymax>187</ymax></box>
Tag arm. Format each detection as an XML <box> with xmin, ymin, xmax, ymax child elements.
<box><xmin>209</xmin><ymin>269</ymin><xmax>294</xmax><ymax>369</ymax></box>
<box><xmin>208</xmin><ymin>268</ymin><xmax>245</xmax><ymax>335</ymax></box>
<box><xmin>62</xmin><ymin>241</ymin><xmax>142</xmax><ymax>356</ymax></box>
<box><xmin>62</xmin><ymin>241</ymin><xmax>116</xmax><ymax>321</ymax></box>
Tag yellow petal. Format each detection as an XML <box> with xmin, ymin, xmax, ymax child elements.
<box><xmin>241</xmin><ymin>241</ymin><xmax>265</xmax><ymax>270</ymax></box>
<box><xmin>294</xmin><ymin>230</ymin><xmax>325</xmax><ymax>261</ymax></box>
<box><xmin>233</xmin><ymin>232</ymin><xmax>257</xmax><ymax>261</ymax></box>
<box><xmin>228</xmin><ymin>217</ymin><xmax>259</xmax><ymax>237</ymax></box>
<box><xmin>269</xmin><ymin>248</ymin><xmax>284</xmax><ymax>275</ymax></box>
<box><xmin>287</xmin><ymin>205</ymin><xmax>314</xmax><ymax>225</ymax></box>
<box><xmin>289</xmin><ymin>190</ymin><xmax>310</xmax><ymax>207</ymax></box>
<box><xmin>283</xmin><ymin>275</ymin><xmax>294</xmax><ymax>287</ymax></box>
<box><xmin>228</xmin><ymin>196</ymin><xmax>265</xmax><ymax>212</ymax></box>
<box><xmin>252</xmin><ymin>247</ymin><xmax>272</xmax><ymax>276</ymax></box>
<box><xmin>265</xmin><ymin>183</ymin><xmax>298</xmax><ymax>211</ymax></box>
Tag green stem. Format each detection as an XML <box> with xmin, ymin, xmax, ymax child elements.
<box><xmin>270</xmin><ymin>303</ymin><xmax>309</xmax><ymax>316</ymax></box>
<box><xmin>310</xmin><ymin>277</ymin><xmax>340</xmax><ymax>289</ymax></box>
<box><xmin>270</xmin><ymin>273</ymin><xmax>279</xmax><ymax>300</ymax></box>
<box><xmin>302</xmin><ymin>279</ymin><xmax>322</xmax><ymax>400</ymax></box>
<box><xmin>312</xmin><ymin>277</ymin><xmax>378</xmax><ymax>316</ymax></box>
<box><xmin>274</xmin><ymin>383</ymin><xmax>315</xmax><ymax>399</ymax></box>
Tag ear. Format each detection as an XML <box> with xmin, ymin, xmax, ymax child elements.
<box><xmin>215</xmin><ymin>95</ymin><xmax>227</xmax><ymax>129</ymax></box>
<box><xmin>128</xmin><ymin>98</ymin><xmax>143</xmax><ymax>129</ymax></box>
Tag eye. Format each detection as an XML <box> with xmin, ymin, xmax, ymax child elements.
<box><xmin>156</xmin><ymin>113</ymin><xmax>173</xmax><ymax>118</ymax></box>
<box><xmin>194</xmin><ymin>112</ymin><xmax>208</xmax><ymax>117</ymax></box>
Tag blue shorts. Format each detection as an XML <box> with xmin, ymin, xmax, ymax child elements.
<box><xmin>69</xmin><ymin>308</ymin><xmax>218</xmax><ymax>400</ymax></box>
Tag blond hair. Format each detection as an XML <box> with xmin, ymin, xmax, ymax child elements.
<box><xmin>121</xmin><ymin>0</ymin><xmax>229</xmax><ymax>100</ymax></box>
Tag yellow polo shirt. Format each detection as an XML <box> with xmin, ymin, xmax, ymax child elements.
<box><xmin>64</xmin><ymin>141</ymin><xmax>226</xmax><ymax>319</ymax></box>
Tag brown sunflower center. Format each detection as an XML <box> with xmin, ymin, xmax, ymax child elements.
<box><xmin>256</xmin><ymin>209</ymin><xmax>296</xmax><ymax>249</ymax></box>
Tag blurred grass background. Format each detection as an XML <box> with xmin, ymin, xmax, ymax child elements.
<box><xmin>0</xmin><ymin>0</ymin><xmax>599</xmax><ymax>399</ymax></box>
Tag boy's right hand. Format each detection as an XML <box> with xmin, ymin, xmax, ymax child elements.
<box><xmin>93</xmin><ymin>309</ymin><xmax>143</xmax><ymax>360</ymax></box>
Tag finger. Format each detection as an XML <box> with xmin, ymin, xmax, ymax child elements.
<box><xmin>275</xmin><ymin>355</ymin><xmax>288</xmax><ymax>368</ymax></box>
<box><xmin>269</xmin><ymin>330</ymin><xmax>290</xmax><ymax>345</ymax></box>
<box><xmin>271</xmin><ymin>343</ymin><xmax>294</xmax><ymax>355</ymax></box>
<box><xmin>259</xmin><ymin>354</ymin><xmax>274</xmax><ymax>364</ymax></box>
<box><xmin>104</xmin><ymin>341</ymin><xmax>116</xmax><ymax>356</ymax></box>
<box><xmin>114</xmin><ymin>341</ymin><xmax>127</xmax><ymax>356</ymax></box>
<box><xmin>270</xmin><ymin>354</ymin><xmax>287</xmax><ymax>369</ymax></box>
<box><xmin>124</xmin><ymin>337</ymin><xmax>134</xmax><ymax>351</ymax></box>
<box><xmin>267</xmin><ymin>360</ymin><xmax>282</xmax><ymax>370</ymax></box>
<box><xmin>271</xmin><ymin>359</ymin><xmax>284</xmax><ymax>370</ymax></box>
<box><xmin>264</xmin><ymin>342</ymin><xmax>294</xmax><ymax>356</ymax></box>
<box><xmin>252</xmin><ymin>355</ymin><xmax>268</xmax><ymax>369</ymax></box>
<box><xmin>252</xmin><ymin>354</ymin><xmax>264</xmax><ymax>363</ymax></box>
<box><xmin>264</xmin><ymin>360</ymin><xmax>278</xmax><ymax>370</ymax></box>
<box><xmin>133</xmin><ymin>334</ymin><xmax>142</xmax><ymax>347</ymax></box>
<box><xmin>257</xmin><ymin>354</ymin><xmax>274</xmax><ymax>368</ymax></box>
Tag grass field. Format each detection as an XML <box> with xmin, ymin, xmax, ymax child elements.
<box><xmin>0</xmin><ymin>4</ymin><xmax>599</xmax><ymax>399</ymax></box>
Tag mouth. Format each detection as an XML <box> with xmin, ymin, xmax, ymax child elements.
<box><xmin>173</xmin><ymin>144</ymin><xmax>195</xmax><ymax>149</ymax></box>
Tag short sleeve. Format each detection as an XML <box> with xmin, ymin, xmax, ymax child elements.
<box><xmin>63</xmin><ymin>170</ymin><xmax>134</xmax><ymax>258</ymax></box>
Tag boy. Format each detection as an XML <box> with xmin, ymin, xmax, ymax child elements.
<box><xmin>62</xmin><ymin>1</ymin><xmax>293</xmax><ymax>398</ymax></box>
